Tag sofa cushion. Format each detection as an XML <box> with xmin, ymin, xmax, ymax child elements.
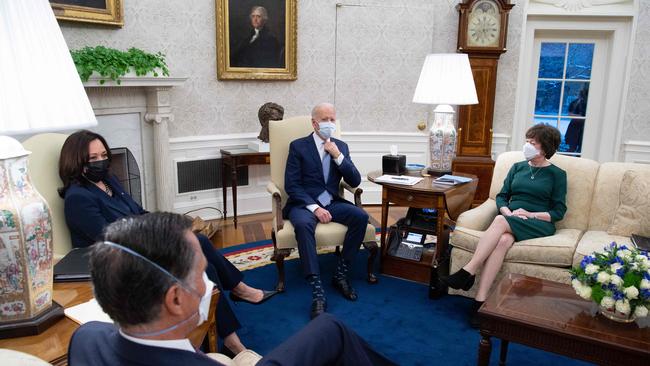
<box><xmin>451</xmin><ymin>227</ymin><xmax>582</xmax><ymax>267</ymax></box>
<box><xmin>588</xmin><ymin>163</ymin><xmax>650</xmax><ymax>231</ymax></box>
<box><xmin>573</xmin><ymin>230</ymin><xmax>633</xmax><ymax>267</ymax></box>
<box><xmin>607</xmin><ymin>170</ymin><xmax>650</xmax><ymax>237</ymax></box>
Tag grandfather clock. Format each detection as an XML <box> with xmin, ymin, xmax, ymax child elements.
<box><xmin>453</xmin><ymin>0</ymin><xmax>514</xmax><ymax>205</ymax></box>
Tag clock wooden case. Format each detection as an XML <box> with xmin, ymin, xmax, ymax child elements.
<box><xmin>453</xmin><ymin>0</ymin><xmax>514</xmax><ymax>205</ymax></box>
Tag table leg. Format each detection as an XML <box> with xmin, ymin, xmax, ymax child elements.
<box><xmin>221</xmin><ymin>157</ymin><xmax>228</xmax><ymax>220</ymax></box>
<box><xmin>379</xmin><ymin>190</ymin><xmax>389</xmax><ymax>269</ymax></box>
<box><xmin>499</xmin><ymin>339</ymin><xmax>509</xmax><ymax>366</ymax></box>
<box><xmin>434</xmin><ymin>196</ymin><xmax>445</xmax><ymax>264</ymax></box>
<box><xmin>477</xmin><ymin>333</ymin><xmax>492</xmax><ymax>366</ymax></box>
<box><xmin>231</xmin><ymin>158</ymin><xmax>238</xmax><ymax>229</ymax></box>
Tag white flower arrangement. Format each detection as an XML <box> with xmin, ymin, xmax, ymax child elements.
<box><xmin>570</xmin><ymin>243</ymin><xmax>650</xmax><ymax>320</ymax></box>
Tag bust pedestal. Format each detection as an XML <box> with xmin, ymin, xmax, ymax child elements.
<box><xmin>248</xmin><ymin>140</ymin><xmax>269</xmax><ymax>152</ymax></box>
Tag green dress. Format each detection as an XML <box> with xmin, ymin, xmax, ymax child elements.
<box><xmin>496</xmin><ymin>161</ymin><xmax>567</xmax><ymax>241</ymax></box>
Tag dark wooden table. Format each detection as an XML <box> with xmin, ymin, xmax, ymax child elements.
<box><xmin>478</xmin><ymin>273</ymin><xmax>650</xmax><ymax>366</ymax></box>
<box><xmin>367</xmin><ymin>171</ymin><xmax>477</xmax><ymax>284</ymax></box>
<box><xmin>220</xmin><ymin>148</ymin><xmax>270</xmax><ymax>228</ymax></box>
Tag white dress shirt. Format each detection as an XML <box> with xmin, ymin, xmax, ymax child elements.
<box><xmin>119</xmin><ymin>329</ymin><xmax>195</xmax><ymax>353</ymax></box>
<box><xmin>306</xmin><ymin>132</ymin><xmax>345</xmax><ymax>213</ymax></box>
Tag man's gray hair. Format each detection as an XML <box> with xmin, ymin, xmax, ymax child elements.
<box><xmin>311</xmin><ymin>102</ymin><xmax>335</xmax><ymax>119</ymax></box>
<box><xmin>250</xmin><ymin>6</ymin><xmax>268</xmax><ymax>21</ymax></box>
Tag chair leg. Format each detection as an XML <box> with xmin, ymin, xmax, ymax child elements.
<box><xmin>335</xmin><ymin>246</ymin><xmax>341</xmax><ymax>257</ymax></box>
<box><xmin>362</xmin><ymin>241</ymin><xmax>379</xmax><ymax>284</ymax></box>
<box><xmin>270</xmin><ymin>230</ymin><xmax>291</xmax><ymax>292</ymax></box>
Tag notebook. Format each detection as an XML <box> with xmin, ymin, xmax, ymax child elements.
<box><xmin>64</xmin><ymin>298</ymin><xmax>113</xmax><ymax>325</ymax></box>
<box><xmin>433</xmin><ymin>174</ymin><xmax>473</xmax><ymax>186</ymax></box>
<box><xmin>53</xmin><ymin>247</ymin><xmax>92</xmax><ymax>282</ymax></box>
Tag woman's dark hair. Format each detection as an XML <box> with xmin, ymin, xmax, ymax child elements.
<box><xmin>58</xmin><ymin>130</ymin><xmax>112</xmax><ymax>197</ymax></box>
<box><xmin>526</xmin><ymin>124</ymin><xmax>561</xmax><ymax>159</ymax></box>
<box><xmin>90</xmin><ymin>212</ymin><xmax>195</xmax><ymax>327</ymax></box>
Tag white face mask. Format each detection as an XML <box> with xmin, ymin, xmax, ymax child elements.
<box><xmin>523</xmin><ymin>142</ymin><xmax>539</xmax><ymax>161</ymax></box>
<box><xmin>318</xmin><ymin>121</ymin><xmax>336</xmax><ymax>140</ymax></box>
<box><xmin>196</xmin><ymin>272</ymin><xmax>214</xmax><ymax>326</ymax></box>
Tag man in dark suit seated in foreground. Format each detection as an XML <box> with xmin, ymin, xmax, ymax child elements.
<box><xmin>283</xmin><ymin>103</ymin><xmax>369</xmax><ymax>319</ymax></box>
<box><xmin>68</xmin><ymin>212</ymin><xmax>395</xmax><ymax>366</ymax></box>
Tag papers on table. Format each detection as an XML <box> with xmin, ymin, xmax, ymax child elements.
<box><xmin>64</xmin><ymin>298</ymin><xmax>113</xmax><ymax>325</ymax></box>
<box><xmin>433</xmin><ymin>174</ymin><xmax>473</xmax><ymax>186</ymax></box>
<box><xmin>374</xmin><ymin>175</ymin><xmax>423</xmax><ymax>186</ymax></box>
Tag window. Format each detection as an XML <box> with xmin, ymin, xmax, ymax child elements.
<box><xmin>533</xmin><ymin>42</ymin><xmax>594</xmax><ymax>156</ymax></box>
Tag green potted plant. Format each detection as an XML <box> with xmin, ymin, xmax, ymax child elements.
<box><xmin>71</xmin><ymin>46</ymin><xmax>170</xmax><ymax>85</ymax></box>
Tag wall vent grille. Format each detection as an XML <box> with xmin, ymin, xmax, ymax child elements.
<box><xmin>177</xmin><ymin>158</ymin><xmax>248</xmax><ymax>194</ymax></box>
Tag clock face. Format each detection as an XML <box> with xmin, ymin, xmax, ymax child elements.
<box><xmin>467</xmin><ymin>0</ymin><xmax>501</xmax><ymax>48</ymax></box>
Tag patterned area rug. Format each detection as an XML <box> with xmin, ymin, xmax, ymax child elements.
<box><xmin>223</xmin><ymin>234</ymin><xmax>381</xmax><ymax>271</ymax></box>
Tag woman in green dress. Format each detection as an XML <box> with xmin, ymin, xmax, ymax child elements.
<box><xmin>442</xmin><ymin>124</ymin><xmax>567</xmax><ymax>327</ymax></box>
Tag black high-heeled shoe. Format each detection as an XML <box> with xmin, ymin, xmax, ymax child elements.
<box><xmin>441</xmin><ymin>268</ymin><xmax>475</xmax><ymax>291</ymax></box>
<box><xmin>229</xmin><ymin>289</ymin><xmax>278</xmax><ymax>305</ymax></box>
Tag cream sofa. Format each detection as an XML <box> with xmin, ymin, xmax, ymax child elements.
<box><xmin>449</xmin><ymin>151</ymin><xmax>650</xmax><ymax>297</ymax></box>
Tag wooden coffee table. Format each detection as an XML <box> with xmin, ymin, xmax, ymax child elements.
<box><xmin>478</xmin><ymin>274</ymin><xmax>650</xmax><ymax>366</ymax></box>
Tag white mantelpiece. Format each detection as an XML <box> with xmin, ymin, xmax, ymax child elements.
<box><xmin>83</xmin><ymin>76</ymin><xmax>186</xmax><ymax>212</ymax></box>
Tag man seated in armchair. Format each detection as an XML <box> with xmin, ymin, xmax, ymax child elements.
<box><xmin>68</xmin><ymin>212</ymin><xmax>396</xmax><ymax>366</ymax></box>
<box><xmin>283</xmin><ymin>103</ymin><xmax>369</xmax><ymax>319</ymax></box>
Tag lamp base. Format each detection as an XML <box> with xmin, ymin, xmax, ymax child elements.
<box><xmin>0</xmin><ymin>302</ymin><xmax>64</xmax><ymax>339</ymax></box>
<box><xmin>427</xmin><ymin>168</ymin><xmax>452</xmax><ymax>177</ymax></box>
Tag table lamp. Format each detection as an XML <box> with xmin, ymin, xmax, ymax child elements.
<box><xmin>0</xmin><ymin>0</ymin><xmax>97</xmax><ymax>338</ymax></box>
<box><xmin>412</xmin><ymin>54</ymin><xmax>478</xmax><ymax>176</ymax></box>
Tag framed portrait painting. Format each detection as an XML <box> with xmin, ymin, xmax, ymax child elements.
<box><xmin>50</xmin><ymin>0</ymin><xmax>124</xmax><ymax>27</ymax></box>
<box><xmin>216</xmin><ymin>0</ymin><xmax>297</xmax><ymax>80</ymax></box>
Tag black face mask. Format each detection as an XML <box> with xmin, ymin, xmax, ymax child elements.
<box><xmin>84</xmin><ymin>159</ymin><xmax>110</xmax><ymax>183</ymax></box>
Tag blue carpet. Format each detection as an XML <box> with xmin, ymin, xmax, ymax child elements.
<box><xmin>230</xmin><ymin>249</ymin><xmax>593</xmax><ymax>366</ymax></box>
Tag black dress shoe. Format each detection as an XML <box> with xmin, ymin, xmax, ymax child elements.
<box><xmin>441</xmin><ymin>268</ymin><xmax>476</xmax><ymax>291</ymax></box>
<box><xmin>229</xmin><ymin>290</ymin><xmax>278</xmax><ymax>305</ymax></box>
<box><xmin>310</xmin><ymin>298</ymin><xmax>327</xmax><ymax>319</ymax></box>
<box><xmin>331</xmin><ymin>277</ymin><xmax>358</xmax><ymax>301</ymax></box>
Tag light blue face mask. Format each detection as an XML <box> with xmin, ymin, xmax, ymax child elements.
<box><xmin>101</xmin><ymin>241</ymin><xmax>213</xmax><ymax>337</ymax></box>
<box><xmin>318</xmin><ymin>121</ymin><xmax>336</xmax><ymax>140</ymax></box>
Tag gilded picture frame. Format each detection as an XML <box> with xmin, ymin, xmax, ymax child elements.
<box><xmin>50</xmin><ymin>0</ymin><xmax>124</xmax><ymax>27</ymax></box>
<box><xmin>216</xmin><ymin>0</ymin><xmax>297</xmax><ymax>80</ymax></box>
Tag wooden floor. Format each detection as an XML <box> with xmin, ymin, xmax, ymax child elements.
<box><xmin>212</xmin><ymin>205</ymin><xmax>408</xmax><ymax>248</ymax></box>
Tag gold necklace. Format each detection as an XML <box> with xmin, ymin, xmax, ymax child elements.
<box><xmin>529</xmin><ymin>166</ymin><xmax>542</xmax><ymax>180</ymax></box>
<box><xmin>101</xmin><ymin>181</ymin><xmax>113</xmax><ymax>196</ymax></box>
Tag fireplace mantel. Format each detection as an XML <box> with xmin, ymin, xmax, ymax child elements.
<box><xmin>83</xmin><ymin>76</ymin><xmax>187</xmax><ymax>212</ymax></box>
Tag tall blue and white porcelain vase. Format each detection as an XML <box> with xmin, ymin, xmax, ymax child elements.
<box><xmin>0</xmin><ymin>137</ymin><xmax>54</xmax><ymax>324</ymax></box>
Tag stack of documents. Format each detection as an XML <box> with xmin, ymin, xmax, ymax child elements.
<box><xmin>433</xmin><ymin>174</ymin><xmax>473</xmax><ymax>185</ymax></box>
<box><xmin>374</xmin><ymin>175</ymin><xmax>423</xmax><ymax>186</ymax></box>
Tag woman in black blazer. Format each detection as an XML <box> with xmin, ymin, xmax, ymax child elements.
<box><xmin>58</xmin><ymin>130</ymin><xmax>276</xmax><ymax>355</ymax></box>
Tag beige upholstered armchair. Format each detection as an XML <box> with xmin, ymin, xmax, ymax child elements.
<box><xmin>23</xmin><ymin>133</ymin><xmax>71</xmax><ymax>261</ymax></box>
<box><xmin>267</xmin><ymin>116</ymin><xmax>378</xmax><ymax>292</ymax></box>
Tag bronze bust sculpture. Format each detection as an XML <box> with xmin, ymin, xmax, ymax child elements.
<box><xmin>257</xmin><ymin>102</ymin><xmax>284</xmax><ymax>143</ymax></box>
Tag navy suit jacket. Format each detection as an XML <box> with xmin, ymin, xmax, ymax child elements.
<box><xmin>282</xmin><ymin>133</ymin><xmax>361</xmax><ymax>218</ymax></box>
<box><xmin>64</xmin><ymin>175</ymin><xmax>146</xmax><ymax>248</ymax></box>
<box><xmin>69</xmin><ymin>322</ymin><xmax>222</xmax><ymax>366</ymax></box>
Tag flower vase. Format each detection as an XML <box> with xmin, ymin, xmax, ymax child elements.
<box><xmin>599</xmin><ymin>305</ymin><xmax>636</xmax><ymax>323</ymax></box>
<box><xmin>0</xmin><ymin>151</ymin><xmax>54</xmax><ymax>324</ymax></box>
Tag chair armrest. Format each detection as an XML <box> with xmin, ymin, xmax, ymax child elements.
<box><xmin>340</xmin><ymin>181</ymin><xmax>363</xmax><ymax>207</ymax></box>
<box><xmin>456</xmin><ymin>199</ymin><xmax>498</xmax><ymax>231</ymax></box>
<box><xmin>267</xmin><ymin>182</ymin><xmax>284</xmax><ymax>230</ymax></box>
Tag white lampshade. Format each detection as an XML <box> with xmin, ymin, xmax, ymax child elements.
<box><xmin>412</xmin><ymin>53</ymin><xmax>478</xmax><ymax>106</ymax></box>
<box><xmin>0</xmin><ymin>0</ymin><xmax>97</xmax><ymax>136</ymax></box>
